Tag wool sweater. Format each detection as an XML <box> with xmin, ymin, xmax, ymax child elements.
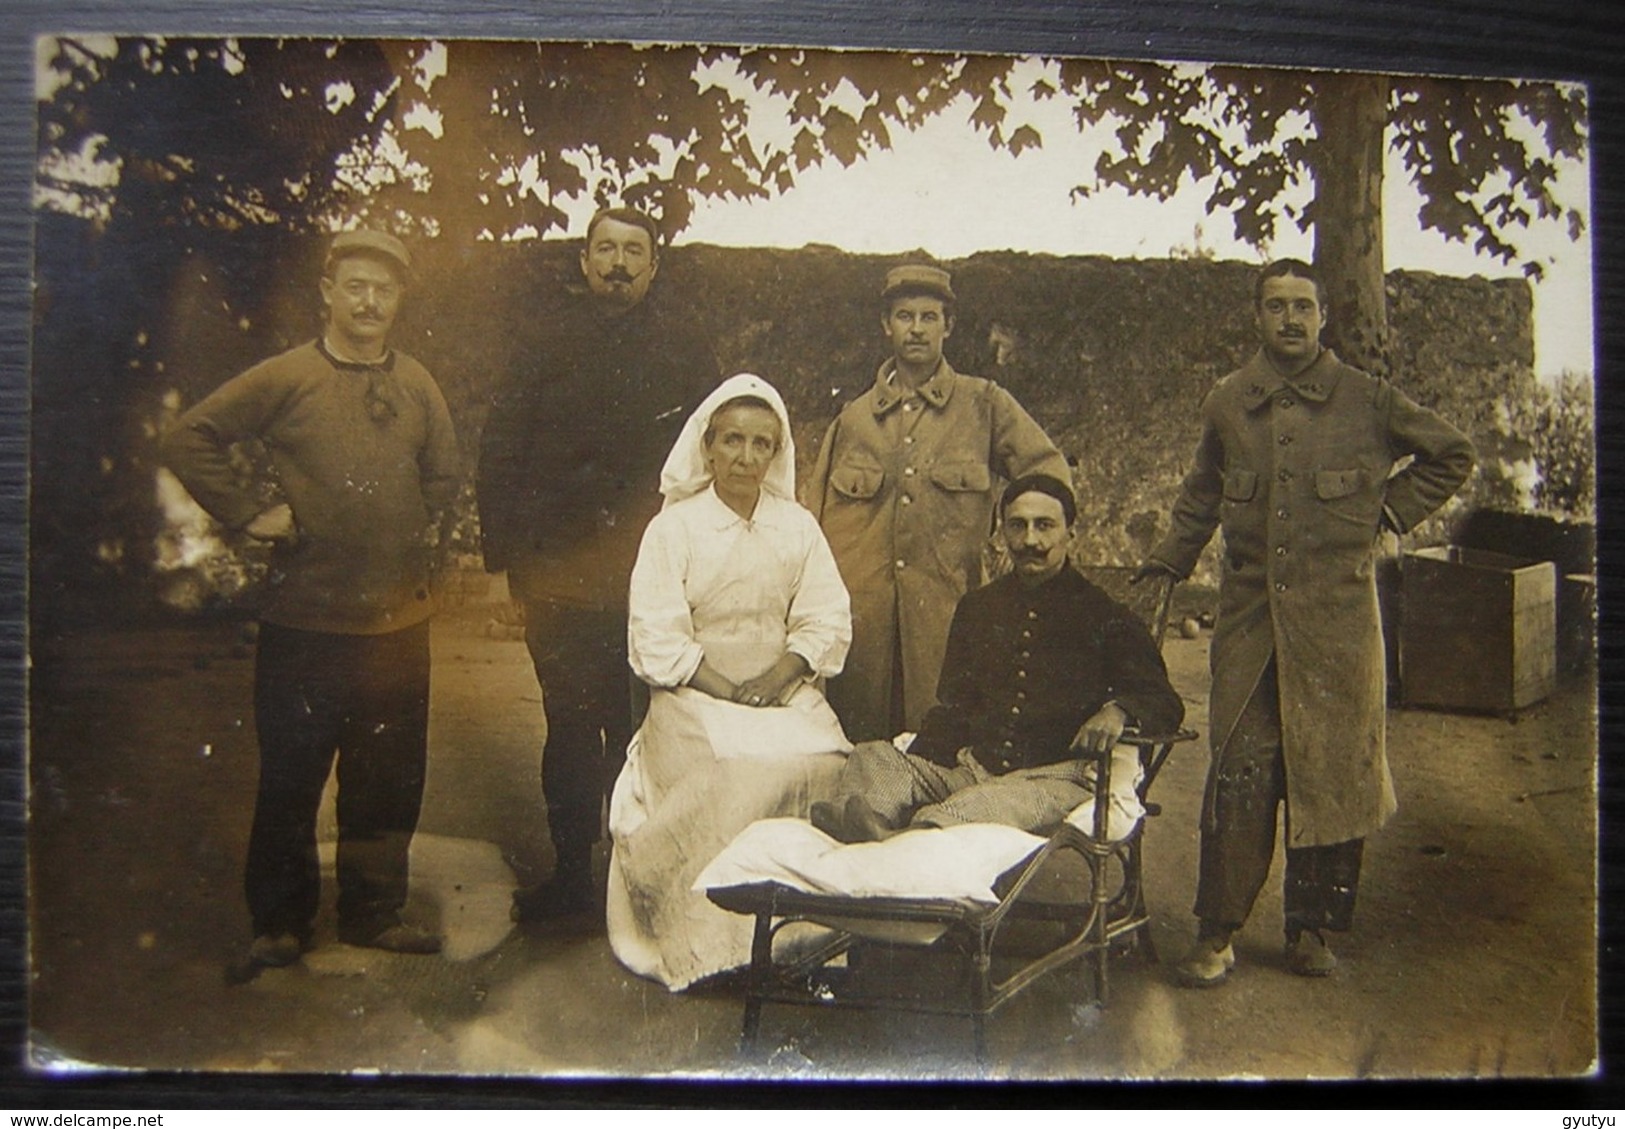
<box><xmin>162</xmin><ymin>339</ymin><xmax>461</xmax><ymax>635</ymax></box>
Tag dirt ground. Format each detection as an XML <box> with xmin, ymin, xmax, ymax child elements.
<box><xmin>23</xmin><ymin>591</ymin><xmax>1598</xmax><ymax>1085</ymax></box>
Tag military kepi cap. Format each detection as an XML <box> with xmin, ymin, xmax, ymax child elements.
<box><xmin>326</xmin><ymin>229</ymin><xmax>413</xmax><ymax>280</ymax></box>
<box><xmin>882</xmin><ymin>263</ymin><xmax>955</xmax><ymax>303</ymax></box>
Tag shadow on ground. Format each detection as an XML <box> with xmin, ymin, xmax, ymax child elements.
<box><xmin>26</xmin><ymin>601</ymin><xmax>1597</xmax><ymax>1081</ymax></box>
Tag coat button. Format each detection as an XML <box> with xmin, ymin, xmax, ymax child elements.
<box><xmin>1278</xmin><ymin>396</ymin><xmax>1295</xmax><ymax>409</ymax></box>
<box><xmin>1010</xmin><ymin>705</ymin><xmax>1022</xmax><ymax>715</ymax></box>
<box><xmin>904</xmin><ymin>466</ymin><xmax>916</xmax><ymax>476</ymax></box>
<box><xmin>1016</xmin><ymin>669</ymin><xmax>1027</xmax><ymax>679</ymax></box>
<box><xmin>1027</xmin><ymin>610</ymin><xmax>1038</xmax><ymax>620</ymax></box>
<box><xmin>904</xmin><ymin>435</ymin><xmax>916</xmax><ymax>445</ymax></box>
<box><xmin>1275</xmin><ymin>545</ymin><xmax>1288</xmax><ymax>556</ymax></box>
<box><xmin>1278</xmin><ymin>434</ymin><xmax>1293</xmax><ymax>445</ymax></box>
<box><xmin>1275</xmin><ymin>581</ymin><xmax>1288</xmax><ymax>592</ymax></box>
<box><xmin>1277</xmin><ymin>469</ymin><xmax>1292</xmax><ymax>482</ymax></box>
<box><xmin>901</xmin><ymin>494</ymin><xmax>912</xmax><ymax>505</ymax></box>
<box><xmin>1277</xmin><ymin>508</ymin><xmax>1290</xmax><ymax>520</ymax></box>
<box><xmin>895</xmin><ymin>559</ymin><xmax>906</xmax><ymax>569</ymax></box>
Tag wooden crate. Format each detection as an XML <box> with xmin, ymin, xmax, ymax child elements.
<box><xmin>1400</xmin><ymin>546</ymin><xmax>1556</xmax><ymax>713</ymax></box>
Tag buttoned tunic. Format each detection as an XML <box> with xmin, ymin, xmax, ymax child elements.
<box><xmin>909</xmin><ymin>566</ymin><xmax>1185</xmax><ymax>773</ymax></box>
<box><xmin>476</xmin><ymin>293</ymin><xmax>719</xmax><ymax>608</ymax></box>
<box><xmin>806</xmin><ymin>360</ymin><xmax>1070</xmax><ymax>740</ymax></box>
<box><xmin>1150</xmin><ymin>349</ymin><xmax>1474</xmax><ymax>847</ymax></box>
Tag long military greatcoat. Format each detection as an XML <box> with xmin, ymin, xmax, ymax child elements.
<box><xmin>1150</xmin><ymin>349</ymin><xmax>1474</xmax><ymax>847</ymax></box>
<box><xmin>807</xmin><ymin>360</ymin><xmax>1070</xmax><ymax>742</ymax></box>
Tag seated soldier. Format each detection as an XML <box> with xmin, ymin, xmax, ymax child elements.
<box><xmin>811</xmin><ymin>474</ymin><xmax>1184</xmax><ymax>842</ymax></box>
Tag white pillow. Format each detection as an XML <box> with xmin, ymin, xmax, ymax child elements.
<box><xmin>696</xmin><ymin>746</ymin><xmax>1147</xmax><ymax>904</ymax></box>
<box><xmin>695</xmin><ymin>817</ymin><xmax>1045</xmax><ymax>903</ymax></box>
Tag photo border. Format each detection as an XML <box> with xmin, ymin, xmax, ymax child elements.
<box><xmin>1</xmin><ymin>0</ymin><xmax>1620</xmax><ymax>1108</ymax></box>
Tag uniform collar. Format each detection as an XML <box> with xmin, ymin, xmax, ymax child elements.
<box><xmin>575</xmin><ymin>287</ymin><xmax>657</xmax><ymax>334</ymax></box>
<box><xmin>1000</xmin><ymin>561</ymin><xmax>1079</xmax><ymax>601</ymax></box>
<box><xmin>871</xmin><ymin>359</ymin><xmax>956</xmax><ymax>416</ymax></box>
<box><xmin>1236</xmin><ymin>347</ymin><xmax>1344</xmax><ymax>411</ymax></box>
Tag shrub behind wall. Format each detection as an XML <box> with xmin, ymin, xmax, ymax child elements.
<box><xmin>30</xmin><ymin>221</ymin><xmax>1551</xmax><ymax>620</ymax></box>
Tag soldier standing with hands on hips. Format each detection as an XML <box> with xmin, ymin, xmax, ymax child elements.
<box><xmin>164</xmin><ymin>230</ymin><xmax>460</xmax><ymax>972</ymax></box>
<box><xmin>1139</xmin><ymin>259</ymin><xmax>1474</xmax><ymax>987</ymax></box>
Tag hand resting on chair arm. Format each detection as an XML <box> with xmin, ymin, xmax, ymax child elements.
<box><xmin>1071</xmin><ymin>700</ymin><xmax>1130</xmax><ymax>755</ymax></box>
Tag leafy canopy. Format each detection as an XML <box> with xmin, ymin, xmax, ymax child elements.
<box><xmin>37</xmin><ymin>38</ymin><xmax>1586</xmax><ymax>277</ymax></box>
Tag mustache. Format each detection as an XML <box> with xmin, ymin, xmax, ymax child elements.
<box><xmin>603</xmin><ymin>267</ymin><xmax>642</xmax><ymax>284</ymax></box>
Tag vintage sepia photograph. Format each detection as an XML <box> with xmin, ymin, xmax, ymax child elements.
<box><xmin>24</xmin><ymin>30</ymin><xmax>1597</xmax><ymax>1083</ymax></box>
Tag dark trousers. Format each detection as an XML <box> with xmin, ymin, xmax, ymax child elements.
<box><xmin>247</xmin><ymin>620</ymin><xmax>430</xmax><ymax>939</ymax></box>
<box><xmin>520</xmin><ymin>599</ymin><xmax>635</xmax><ymax>882</ymax></box>
<box><xmin>1194</xmin><ymin>659</ymin><xmax>1364</xmax><ymax>938</ymax></box>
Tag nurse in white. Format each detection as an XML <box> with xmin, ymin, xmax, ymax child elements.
<box><xmin>606</xmin><ymin>373</ymin><xmax>852</xmax><ymax>990</ymax></box>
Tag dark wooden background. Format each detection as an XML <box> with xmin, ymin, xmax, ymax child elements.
<box><xmin>2</xmin><ymin>0</ymin><xmax>1620</xmax><ymax>1108</ymax></box>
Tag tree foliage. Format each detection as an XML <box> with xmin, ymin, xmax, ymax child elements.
<box><xmin>37</xmin><ymin>38</ymin><xmax>1587</xmax><ymax>286</ymax></box>
<box><xmin>1039</xmin><ymin>61</ymin><xmax>1587</xmax><ymax>282</ymax></box>
<box><xmin>368</xmin><ymin>44</ymin><xmax>1011</xmax><ymax>244</ymax></box>
<box><xmin>37</xmin><ymin>37</ymin><xmax>396</xmax><ymax>233</ymax></box>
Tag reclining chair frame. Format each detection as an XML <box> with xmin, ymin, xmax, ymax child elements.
<box><xmin>706</xmin><ymin>568</ymin><xmax>1198</xmax><ymax>1061</ymax></box>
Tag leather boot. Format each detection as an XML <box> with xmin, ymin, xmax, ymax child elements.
<box><xmin>1174</xmin><ymin>928</ymin><xmax>1236</xmax><ymax>988</ymax></box>
<box><xmin>1285</xmin><ymin>929</ymin><xmax>1337</xmax><ymax>977</ymax></box>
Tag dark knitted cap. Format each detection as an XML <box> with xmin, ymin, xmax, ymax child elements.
<box><xmin>1002</xmin><ymin>473</ymin><xmax>1077</xmax><ymax>526</ymax></box>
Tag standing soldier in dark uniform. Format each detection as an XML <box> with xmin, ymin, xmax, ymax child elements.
<box><xmin>1141</xmin><ymin>259</ymin><xmax>1474</xmax><ymax>986</ymax></box>
<box><xmin>477</xmin><ymin>207</ymin><xmax>719</xmax><ymax>922</ymax></box>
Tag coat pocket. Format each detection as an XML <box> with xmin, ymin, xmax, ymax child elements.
<box><xmin>829</xmin><ymin>459</ymin><xmax>885</xmax><ymax>501</ymax></box>
<box><xmin>929</xmin><ymin>461</ymin><xmax>993</xmax><ymax>493</ymax></box>
<box><xmin>1314</xmin><ymin>468</ymin><xmax>1369</xmax><ymax>500</ymax></box>
<box><xmin>1314</xmin><ymin>466</ymin><xmax>1383</xmax><ymax>533</ymax></box>
<box><xmin>1222</xmin><ymin>468</ymin><xmax>1258</xmax><ymax>501</ymax></box>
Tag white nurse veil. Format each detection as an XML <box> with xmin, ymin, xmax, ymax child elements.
<box><xmin>657</xmin><ymin>372</ymin><xmax>798</xmax><ymax>508</ymax></box>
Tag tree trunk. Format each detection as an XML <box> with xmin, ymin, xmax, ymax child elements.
<box><xmin>1311</xmin><ymin>72</ymin><xmax>1392</xmax><ymax>379</ymax></box>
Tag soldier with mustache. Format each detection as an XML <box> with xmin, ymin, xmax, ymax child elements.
<box><xmin>807</xmin><ymin>265</ymin><xmax>1071</xmax><ymax>746</ymax></box>
<box><xmin>163</xmin><ymin>230</ymin><xmax>459</xmax><ymax>969</ymax></box>
<box><xmin>812</xmin><ymin>474</ymin><xmax>1183</xmax><ymax>841</ymax></box>
<box><xmin>476</xmin><ymin>207</ymin><xmax>719</xmax><ymax>923</ymax></box>
<box><xmin>1139</xmin><ymin>258</ymin><xmax>1474</xmax><ymax>986</ymax></box>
